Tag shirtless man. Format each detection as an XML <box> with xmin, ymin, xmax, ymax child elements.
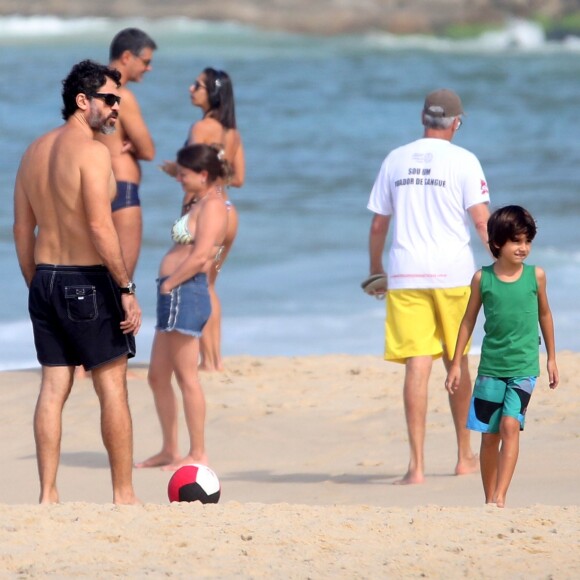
<box><xmin>13</xmin><ymin>60</ymin><xmax>142</xmax><ymax>505</ymax></box>
<box><xmin>96</xmin><ymin>28</ymin><xmax>157</xmax><ymax>278</ymax></box>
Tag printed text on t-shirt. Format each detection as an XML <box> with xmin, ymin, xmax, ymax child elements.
<box><xmin>394</xmin><ymin>167</ymin><xmax>446</xmax><ymax>188</ymax></box>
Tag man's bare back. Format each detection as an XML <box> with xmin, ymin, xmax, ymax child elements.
<box><xmin>17</xmin><ymin>125</ymin><xmax>116</xmax><ymax>270</ymax></box>
<box><xmin>15</xmin><ymin>76</ymin><xmax>133</xmax><ymax>288</ymax></box>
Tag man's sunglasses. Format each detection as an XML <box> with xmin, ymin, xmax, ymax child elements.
<box><xmin>91</xmin><ymin>93</ymin><xmax>121</xmax><ymax>106</ymax></box>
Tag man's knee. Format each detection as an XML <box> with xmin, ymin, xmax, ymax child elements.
<box><xmin>39</xmin><ymin>367</ymin><xmax>75</xmax><ymax>400</ymax></box>
<box><xmin>92</xmin><ymin>357</ymin><xmax>128</xmax><ymax>391</ymax></box>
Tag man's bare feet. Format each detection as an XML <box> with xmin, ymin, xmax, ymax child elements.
<box><xmin>113</xmin><ymin>491</ymin><xmax>142</xmax><ymax>505</ymax></box>
<box><xmin>393</xmin><ymin>471</ymin><xmax>425</xmax><ymax>485</ymax></box>
<box><xmin>39</xmin><ymin>489</ymin><xmax>59</xmax><ymax>504</ymax></box>
<box><xmin>198</xmin><ymin>363</ymin><xmax>224</xmax><ymax>373</ymax></box>
<box><xmin>134</xmin><ymin>451</ymin><xmax>179</xmax><ymax>469</ymax></box>
<box><xmin>161</xmin><ymin>453</ymin><xmax>209</xmax><ymax>472</ymax></box>
<box><xmin>455</xmin><ymin>453</ymin><xmax>480</xmax><ymax>476</ymax></box>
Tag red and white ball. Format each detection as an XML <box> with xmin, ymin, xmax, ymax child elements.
<box><xmin>168</xmin><ymin>464</ymin><xmax>221</xmax><ymax>504</ymax></box>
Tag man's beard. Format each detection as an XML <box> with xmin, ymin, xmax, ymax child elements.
<box><xmin>99</xmin><ymin>122</ymin><xmax>116</xmax><ymax>136</ymax></box>
<box><xmin>88</xmin><ymin>102</ymin><xmax>116</xmax><ymax>135</ymax></box>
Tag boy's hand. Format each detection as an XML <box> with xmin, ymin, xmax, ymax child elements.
<box><xmin>445</xmin><ymin>365</ymin><xmax>461</xmax><ymax>395</ymax></box>
<box><xmin>547</xmin><ymin>360</ymin><xmax>559</xmax><ymax>389</ymax></box>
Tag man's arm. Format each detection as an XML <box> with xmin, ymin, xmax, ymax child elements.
<box><xmin>369</xmin><ymin>213</ymin><xmax>390</xmax><ymax>275</ymax></box>
<box><xmin>468</xmin><ymin>202</ymin><xmax>490</xmax><ymax>252</ymax></box>
<box><xmin>81</xmin><ymin>142</ymin><xmax>132</xmax><ymax>286</ymax></box>
<box><xmin>13</xmin><ymin>162</ymin><xmax>37</xmax><ymax>287</ymax></box>
<box><xmin>82</xmin><ymin>141</ymin><xmax>141</xmax><ymax>334</ymax></box>
<box><xmin>118</xmin><ymin>88</ymin><xmax>155</xmax><ymax>161</ymax></box>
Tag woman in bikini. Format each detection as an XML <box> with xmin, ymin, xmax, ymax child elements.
<box><xmin>136</xmin><ymin>144</ymin><xmax>228</xmax><ymax>470</ymax></box>
<box><xmin>162</xmin><ymin>68</ymin><xmax>245</xmax><ymax>372</ymax></box>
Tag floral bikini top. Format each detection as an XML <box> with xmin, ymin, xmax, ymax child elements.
<box><xmin>171</xmin><ymin>213</ymin><xmax>195</xmax><ymax>245</ymax></box>
<box><xmin>171</xmin><ymin>212</ymin><xmax>225</xmax><ymax>268</ymax></box>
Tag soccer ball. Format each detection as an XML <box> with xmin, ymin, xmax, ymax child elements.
<box><xmin>167</xmin><ymin>464</ymin><xmax>221</xmax><ymax>504</ymax></box>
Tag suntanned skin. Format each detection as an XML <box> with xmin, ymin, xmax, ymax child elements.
<box><xmin>188</xmin><ymin>87</ymin><xmax>243</xmax><ymax>373</ymax></box>
<box><xmin>160</xmin><ymin>72</ymin><xmax>245</xmax><ymax>372</ymax></box>
<box><xmin>135</xmin><ymin>163</ymin><xmax>228</xmax><ymax>471</ymax></box>
<box><xmin>446</xmin><ymin>235</ymin><xmax>559</xmax><ymax>507</ymax></box>
<box><xmin>368</xmin><ymin>116</ymin><xmax>488</xmax><ymax>485</ymax></box>
<box><xmin>96</xmin><ymin>46</ymin><xmax>155</xmax><ymax>278</ymax></box>
<box><xmin>13</xmin><ymin>76</ymin><xmax>142</xmax><ymax>505</ymax></box>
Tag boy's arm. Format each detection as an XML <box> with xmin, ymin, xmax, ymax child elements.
<box><xmin>536</xmin><ymin>266</ymin><xmax>559</xmax><ymax>389</ymax></box>
<box><xmin>445</xmin><ymin>270</ymin><xmax>482</xmax><ymax>394</ymax></box>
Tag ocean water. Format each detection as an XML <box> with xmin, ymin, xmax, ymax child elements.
<box><xmin>1</xmin><ymin>16</ymin><xmax>579</xmax><ymax>370</ymax></box>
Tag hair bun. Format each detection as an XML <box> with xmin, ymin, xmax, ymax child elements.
<box><xmin>209</xmin><ymin>143</ymin><xmax>233</xmax><ymax>184</ymax></box>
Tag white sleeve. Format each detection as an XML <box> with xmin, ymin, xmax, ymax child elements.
<box><xmin>462</xmin><ymin>151</ymin><xmax>490</xmax><ymax>209</ymax></box>
<box><xmin>367</xmin><ymin>157</ymin><xmax>393</xmax><ymax>216</ymax></box>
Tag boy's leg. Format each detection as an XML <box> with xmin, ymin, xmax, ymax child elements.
<box><xmin>467</xmin><ymin>375</ymin><xmax>508</xmax><ymax>503</ymax></box>
<box><xmin>480</xmin><ymin>432</ymin><xmax>500</xmax><ymax>504</ymax></box>
<box><xmin>494</xmin><ymin>416</ymin><xmax>521</xmax><ymax>507</ymax></box>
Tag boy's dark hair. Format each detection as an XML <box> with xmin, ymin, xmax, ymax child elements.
<box><xmin>109</xmin><ymin>28</ymin><xmax>157</xmax><ymax>61</ymax></box>
<box><xmin>203</xmin><ymin>68</ymin><xmax>237</xmax><ymax>129</ymax></box>
<box><xmin>176</xmin><ymin>144</ymin><xmax>227</xmax><ymax>184</ymax></box>
<box><xmin>61</xmin><ymin>59</ymin><xmax>121</xmax><ymax>120</ymax></box>
<box><xmin>487</xmin><ymin>205</ymin><xmax>537</xmax><ymax>258</ymax></box>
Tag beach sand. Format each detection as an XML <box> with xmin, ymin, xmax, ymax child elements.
<box><xmin>0</xmin><ymin>353</ymin><xmax>578</xmax><ymax>577</ymax></box>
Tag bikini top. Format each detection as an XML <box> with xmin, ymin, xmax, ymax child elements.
<box><xmin>171</xmin><ymin>212</ymin><xmax>225</xmax><ymax>267</ymax></box>
<box><xmin>171</xmin><ymin>213</ymin><xmax>194</xmax><ymax>245</ymax></box>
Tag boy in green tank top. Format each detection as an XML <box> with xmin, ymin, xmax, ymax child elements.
<box><xmin>445</xmin><ymin>205</ymin><xmax>559</xmax><ymax>508</ymax></box>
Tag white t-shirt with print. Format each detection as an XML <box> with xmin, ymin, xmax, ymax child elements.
<box><xmin>367</xmin><ymin>138</ymin><xmax>490</xmax><ymax>290</ymax></box>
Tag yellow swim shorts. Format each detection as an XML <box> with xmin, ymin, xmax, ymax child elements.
<box><xmin>385</xmin><ymin>287</ymin><xmax>471</xmax><ymax>364</ymax></box>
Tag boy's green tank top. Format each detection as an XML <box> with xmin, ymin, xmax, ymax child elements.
<box><xmin>478</xmin><ymin>263</ymin><xmax>540</xmax><ymax>377</ymax></box>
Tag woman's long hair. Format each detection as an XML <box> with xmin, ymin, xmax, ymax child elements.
<box><xmin>203</xmin><ymin>68</ymin><xmax>236</xmax><ymax>129</ymax></box>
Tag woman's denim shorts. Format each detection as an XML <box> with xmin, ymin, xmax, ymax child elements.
<box><xmin>156</xmin><ymin>273</ymin><xmax>210</xmax><ymax>337</ymax></box>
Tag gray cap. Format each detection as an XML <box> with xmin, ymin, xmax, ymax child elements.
<box><xmin>423</xmin><ymin>89</ymin><xmax>464</xmax><ymax>118</ymax></box>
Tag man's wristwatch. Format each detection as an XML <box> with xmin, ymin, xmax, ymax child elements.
<box><xmin>119</xmin><ymin>281</ymin><xmax>137</xmax><ymax>295</ymax></box>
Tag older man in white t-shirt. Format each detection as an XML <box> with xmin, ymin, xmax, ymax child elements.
<box><xmin>367</xmin><ymin>89</ymin><xmax>490</xmax><ymax>485</ymax></box>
